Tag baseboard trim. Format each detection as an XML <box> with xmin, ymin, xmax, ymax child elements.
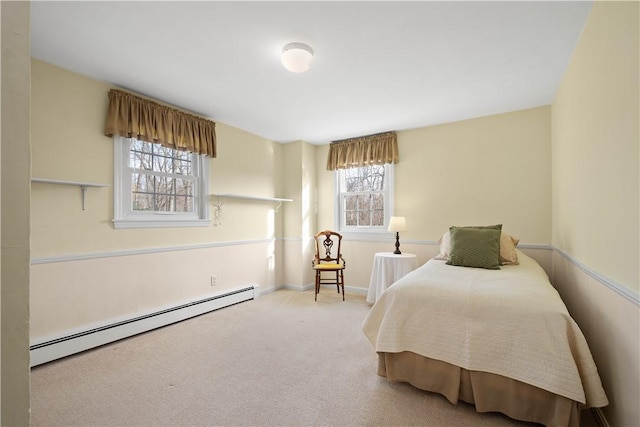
<box><xmin>281</xmin><ymin>283</ymin><xmax>368</xmax><ymax>296</ymax></box>
<box><xmin>591</xmin><ymin>408</ymin><xmax>610</xmax><ymax>427</ymax></box>
<box><xmin>30</xmin><ymin>285</ymin><xmax>258</xmax><ymax>367</ymax></box>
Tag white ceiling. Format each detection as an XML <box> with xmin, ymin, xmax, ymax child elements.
<box><xmin>30</xmin><ymin>1</ymin><xmax>593</xmax><ymax>145</ymax></box>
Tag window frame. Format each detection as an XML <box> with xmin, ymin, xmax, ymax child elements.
<box><xmin>113</xmin><ymin>136</ymin><xmax>210</xmax><ymax>229</ymax></box>
<box><xmin>334</xmin><ymin>163</ymin><xmax>394</xmax><ymax>238</ymax></box>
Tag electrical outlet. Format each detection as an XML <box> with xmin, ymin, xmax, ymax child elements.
<box><xmin>210</xmin><ymin>275</ymin><xmax>217</xmax><ymax>286</ymax></box>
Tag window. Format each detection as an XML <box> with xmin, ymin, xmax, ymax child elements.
<box><xmin>113</xmin><ymin>136</ymin><xmax>209</xmax><ymax>228</ymax></box>
<box><xmin>335</xmin><ymin>164</ymin><xmax>393</xmax><ymax>234</ymax></box>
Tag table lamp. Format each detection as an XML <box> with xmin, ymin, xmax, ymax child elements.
<box><xmin>388</xmin><ymin>216</ymin><xmax>406</xmax><ymax>254</ymax></box>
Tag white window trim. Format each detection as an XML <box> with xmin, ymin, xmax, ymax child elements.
<box><xmin>113</xmin><ymin>136</ymin><xmax>210</xmax><ymax>229</ymax></box>
<box><xmin>333</xmin><ymin>163</ymin><xmax>394</xmax><ymax>240</ymax></box>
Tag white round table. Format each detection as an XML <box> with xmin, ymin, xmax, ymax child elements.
<box><xmin>366</xmin><ymin>252</ymin><xmax>418</xmax><ymax>304</ymax></box>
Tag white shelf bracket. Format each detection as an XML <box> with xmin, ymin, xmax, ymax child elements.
<box><xmin>80</xmin><ymin>185</ymin><xmax>89</xmax><ymax>210</ymax></box>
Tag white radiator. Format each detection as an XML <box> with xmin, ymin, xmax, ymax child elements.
<box><xmin>30</xmin><ymin>284</ymin><xmax>259</xmax><ymax>367</ymax></box>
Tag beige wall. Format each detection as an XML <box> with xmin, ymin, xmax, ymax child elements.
<box><xmin>32</xmin><ymin>59</ymin><xmax>284</xmax><ymax>256</ymax></box>
<box><xmin>398</xmin><ymin>106</ymin><xmax>552</xmax><ymax>243</ymax></box>
<box><xmin>553</xmin><ymin>252</ymin><xmax>638</xmax><ymax>427</ymax></box>
<box><xmin>1</xmin><ymin>1</ymin><xmax>31</xmax><ymax>424</ymax></box>
<box><xmin>315</xmin><ymin>144</ymin><xmax>333</xmax><ymax>233</ymax></box>
<box><xmin>31</xmin><ymin>60</ymin><xmax>288</xmax><ymax>340</ymax></box>
<box><xmin>282</xmin><ymin>142</ymin><xmax>304</xmax><ymax>287</ymax></box>
<box><xmin>551</xmin><ymin>2</ymin><xmax>639</xmax><ymax>426</ymax></box>
<box><xmin>552</xmin><ymin>1</ymin><xmax>639</xmax><ymax>294</ymax></box>
<box><xmin>281</xmin><ymin>141</ymin><xmax>316</xmax><ymax>289</ymax></box>
<box><xmin>283</xmin><ymin>142</ymin><xmax>303</xmax><ymax>238</ymax></box>
<box><xmin>301</xmin><ymin>141</ymin><xmax>317</xmax><ymax>286</ymax></box>
<box><xmin>31</xmin><ymin>243</ymin><xmax>277</xmax><ymax>339</ymax></box>
<box><xmin>315</xmin><ymin>106</ymin><xmax>552</xmax><ymax>288</ymax></box>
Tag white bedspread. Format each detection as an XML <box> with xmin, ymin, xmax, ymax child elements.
<box><xmin>362</xmin><ymin>250</ymin><xmax>608</xmax><ymax>407</ymax></box>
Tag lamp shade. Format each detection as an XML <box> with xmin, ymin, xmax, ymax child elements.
<box><xmin>281</xmin><ymin>42</ymin><xmax>313</xmax><ymax>73</ymax></box>
<box><xmin>388</xmin><ymin>216</ymin><xmax>406</xmax><ymax>232</ymax></box>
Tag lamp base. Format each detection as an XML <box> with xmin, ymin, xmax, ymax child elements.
<box><xmin>393</xmin><ymin>232</ymin><xmax>402</xmax><ymax>255</ymax></box>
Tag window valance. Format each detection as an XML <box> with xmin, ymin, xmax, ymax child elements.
<box><xmin>104</xmin><ymin>89</ymin><xmax>217</xmax><ymax>158</ymax></box>
<box><xmin>326</xmin><ymin>131</ymin><xmax>398</xmax><ymax>170</ymax></box>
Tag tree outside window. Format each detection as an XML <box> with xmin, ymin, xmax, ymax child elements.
<box><xmin>113</xmin><ymin>136</ymin><xmax>209</xmax><ymax>229</ymax></box>
<box><xmin>130</xmin><ymin>140</ymin><xmax>195</xmax><ymax>213</ymax></box>
<box><xmin>338</xmin><ymin>164</ymin><xmax>393</xmax><ymax>231</ymax></box>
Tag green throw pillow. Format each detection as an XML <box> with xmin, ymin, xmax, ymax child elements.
<box><xmin>446</xmin><ymin>226</ymin><xmax>501</xmax><ymax>270</ymax></box>
<box><xmin>460</xmin><ymin>224</ymin><xmax>502</xmax><ymax>231</ymax></box>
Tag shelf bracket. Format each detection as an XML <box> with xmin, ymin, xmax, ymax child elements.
<box><xmin>80</xmin><ymin>185</ymin><xmax>89</xmax><ymax>210</ymax></box>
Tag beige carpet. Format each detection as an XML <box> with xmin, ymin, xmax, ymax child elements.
<box><xmin>31</xmin><ymin>289</ymin><xmax>595</xmax><ymax>426</ymax></box>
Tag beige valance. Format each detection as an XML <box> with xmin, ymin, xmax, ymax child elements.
<box><xmin>104</xmin><ymin>89</ymin><xmax>216</xmax><ymax>157</ymax></box>
<box><xmin>326</xmin><ymin>131</ymin><xmax>398</xmax><ymax>170</ymax></box>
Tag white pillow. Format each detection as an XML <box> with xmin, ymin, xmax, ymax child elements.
<box><xmin>434</xmin><ymin>231</ymin><xmax>452</xmax><ymax>261</ymax></box>
<box><xmin>500</xmin><ymin>233</ymin><xmax>520</xmax><ymax>265</ymax></box>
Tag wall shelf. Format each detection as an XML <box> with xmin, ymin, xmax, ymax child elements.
<box><xmin>210</xmin><ymin>193</ymin><xmax>293</xmax><ymax>203</ymax></box>
<box><xmin>31</xmin><ymin>178</ymin><xmax>110</xmax><ymax>210</ymax></box>
<box><xmin>210</xmin><ymin>193</ymin><xmax>293</xmax><ymax>225</ymax></box>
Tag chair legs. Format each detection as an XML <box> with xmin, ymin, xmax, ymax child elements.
<box><xmin>336</xmin><ymin>270</ymin><xmax>345</xmax><ymax>301</ymax></box>
<box><xmin>314</xmin><ymin>270</ymin><xmax>345</xmax><ymax>301</ymax></box>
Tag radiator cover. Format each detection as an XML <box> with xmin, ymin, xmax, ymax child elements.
<box><xmin>30</xmin><ymin>285</ymin><xmax>258</xmax><ymax>367</ymax></box>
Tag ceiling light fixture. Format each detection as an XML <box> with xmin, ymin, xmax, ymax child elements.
<box><xmin>281</xmin><ymin>42</ymin><xmax>313</xmax><ymax>73</ymax></box>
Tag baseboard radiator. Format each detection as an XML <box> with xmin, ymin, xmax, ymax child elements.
<box><xmin>30</xmin><ymin>284</ymin><xmax>259</xmax><ymax>367</ymax></box>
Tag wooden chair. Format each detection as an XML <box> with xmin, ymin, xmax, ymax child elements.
<box><xmin>312</xmin><ymin>230</ymin><xmax>346</xmax><ymax>301</ymax></box>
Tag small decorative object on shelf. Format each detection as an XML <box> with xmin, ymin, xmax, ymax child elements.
<box><xmin>387</xmin><ymin>216</ymin><xmax>407</xmax><ymax>254</ymax></box>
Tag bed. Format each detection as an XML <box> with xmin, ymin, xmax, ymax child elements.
<box><xmin>362</xmin><ymin>227</ymin><xmax>608</xmax><ymax>427</ymax></box>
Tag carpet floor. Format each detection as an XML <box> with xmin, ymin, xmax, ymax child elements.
<box><xmin>31</xmin><ymin>289</ymin><xmax>597</xmax><ymax>426</ymax></box>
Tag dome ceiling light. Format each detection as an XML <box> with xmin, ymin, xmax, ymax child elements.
<box><xmin>281</xmin><ymin>42</ymin><xmax>314</xmax><ymax>73</ymax></box>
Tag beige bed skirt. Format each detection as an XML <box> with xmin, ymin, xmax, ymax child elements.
<box><xmin>378</xmin><ymin>352</ymin><xmax>582</xmax><ymax>427</ymax></box>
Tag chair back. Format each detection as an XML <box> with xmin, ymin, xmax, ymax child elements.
<box><xmin>314</xmin><ymin>230</ymin><xmax>343</xmax><ymax>265</ymax></box>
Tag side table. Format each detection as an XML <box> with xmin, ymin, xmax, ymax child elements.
<box><xmin>366</xmin><ymin>252</ymin><xmax>418</xmax><ymax>304</ymax></box>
